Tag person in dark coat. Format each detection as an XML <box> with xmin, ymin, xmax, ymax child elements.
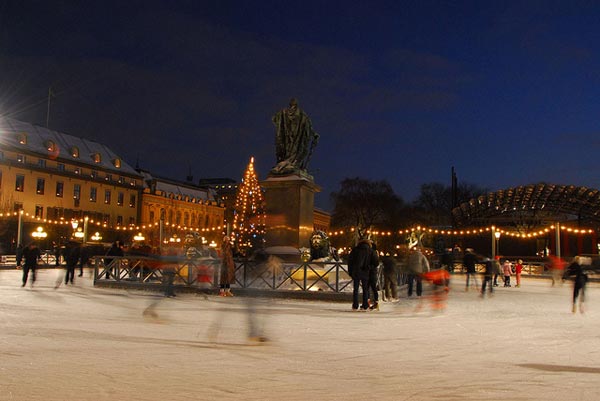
<box><xmin>21</xmin><ymin>242</ymin><xmax>41</xmax><ymax>287</ymax></box>
<box><xmin>64</xmin><ymin>241</ymin><xmax>81</xmax><ymax>285</ymax></box>
<box><xmin>367</xmin><ymin>242</ymin><xmax>380</xmax><ymax>310</ymax></box>
<box><xmin>481</xmin><ymin>258</ymin><xmax>494</xmax><ymax>297</ymax></box>
<box><xmin>348</xmin><ymin>239</ymin><xmax>375</xmax><ymax>311</ymax></box>
<box><xmin>104</xmin><ymin>240</ymin><xmax>124</xmax><ymax>279</ymax></box>
<box><xmin>563</xmin><ymin>256</ymin><xmax>588</xmax><ymax>313</ymax></box>
<box><xmin>218</xmin><ymin>236</ymin><xmax>235</xmax><ymax>296</ymax></box>
<box><xmin>463</xmin><ymin>248</ymin><xmax>478</xmax><ymax>291</ymax></box>
<box><xmin>381</xmin><ymin>256</ymin><xmax>399</xmax><ymax>301</ymax></box>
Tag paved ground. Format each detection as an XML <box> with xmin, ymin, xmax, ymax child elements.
<box><xmin>1</xmin><ymin>267</ymin><xmax>599</xmax><ymax>401</ymax></box>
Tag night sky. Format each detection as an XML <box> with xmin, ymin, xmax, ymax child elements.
<box><xmin>2</xmin><ymin>1</ymin><xmax>600</xmax><ymax>210</ymax></box>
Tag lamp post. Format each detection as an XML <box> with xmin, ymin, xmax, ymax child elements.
<box><xmin>495</xmin><ymin>231</ymin><xmax>501</xmax><ymax>258</ymax></box>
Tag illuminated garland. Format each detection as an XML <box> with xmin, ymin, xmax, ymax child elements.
<box><xmin>327</xmin><ymin>224</ymin><xmax>596</xmax><ymax>239</ymax></box>
<box><xmin>0</xmin><ymin>211</ymin><xmax>226</xmax><ymax>236</ymax></box>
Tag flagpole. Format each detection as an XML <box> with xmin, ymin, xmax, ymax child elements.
<box><xmin>46</xmin><ymin>87</ymin><xmax>52</xmax><ymax>128</ymax></box>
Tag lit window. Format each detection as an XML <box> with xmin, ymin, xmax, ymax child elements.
<box><xmin>105</xmin><ymin>174</ymin><xmax>112</xmax><ymax>182</ymax></box>
<box><xmin>17</xmin><ymin>133</ymin><xmax>27</xmax><ymax>144</ymax></box>
<box><xmin>90</xmin><ymin>187</ymin><xmax>97</xmax><ymax>202</ymax></box>
<box><xmin>104</xmin><ymin>189</ymin><xmax>111</xmax><ymax>204</ymax></box>
<box><xmin>15</xmin><ymin>175</ymin><xmax>24</xmax><ymax>192</ymax></box>
<box><xmin>35</xmin><ymin>205</ymin><xmax>43</xmax><ymax>218</ymax></box>
<box><xmin>129</xmin><ymin>194</ymin><xmax>136</xmax><ymax>208</ymax></box>
<box><xmin>116</xmin><ymin>216</ymin><xmax>123</xmax><ymax>226</ymax></box>
<box><xmin>113</xmin><ymin>158</ymin><xmax>121</xmax><ymax>168</ymax></box>
<box><xmin>70</xmin><ymin>146</ymin><xmax>79</xmax><ymax>158</ymax></box>
<box><xmin>17</xmin><ymin>154</ymin><xmax>25</xmax><ymax>163</ymax></box>
<box><xmin>118</xmin><ymin>176</ymin><xmax>124</xmax><ymax>184</ymax></box>
<box><xmin>74</xmin><ymin>168</ymin><xmax>81</xmax><ymax>175</ymax></box>
<box><xmin>91</xmin><ymin>153</ymin><xmax>101</xmax><ymax>163</ymax></box>
<box><xmin>36</xmin><ymin>178</ymin><xmax>45</xmax><ymax>195</ymax></box>
<box><xmin>91</xmin><ymin>170</ymin><xmax>98</xmax><ymax>179</ymax></box>
<box><xmin>56</xmin><ymin>182</ymin><xmax>64</xmax><ymax>197</ymax></box>
<box><xmin>117</xmin><ymin>192</ymin><xmax>124</xmax><ymax>206</ymax></box>
<box><xmin>45</xmin><ymin>140</ymin><xmax>56</xmax><ymax>152</ymax></box>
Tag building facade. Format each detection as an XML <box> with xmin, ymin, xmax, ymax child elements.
<box><xmin>0</xmin><ymin>118</ymin><xmax>142</xmax><ymax>249</ymax></box>
<box><xmin>138</xmin><ymin>170</ymin><xmax>225</xmax><ymax>247</ymax></box>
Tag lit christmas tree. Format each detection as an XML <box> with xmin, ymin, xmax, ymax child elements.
<box><xmin>232</xmin><ymin>157</ymin><xmax>266</xmax><ymax>255</ymax></box>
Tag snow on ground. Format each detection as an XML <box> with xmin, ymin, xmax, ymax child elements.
<box><xmin>1</xmin><ymin>268</ymin><xmax>599</xmax><ymax>401</ymax></box>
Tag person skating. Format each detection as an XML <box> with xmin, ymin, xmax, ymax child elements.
<box><xmin>407</xmin><ymin>247</ymin><xmax>430</xmax><ymax>297</ymax></box>
<box><xmin>218</xmin><ymin>236</ymin><xmax>235</xmax><ymax>297</ymax></box>
<box><xmin>562</xmin><ymin>256</ymin><xmax>588</xmax><ymax>313</ymax></box>
<box><xmin>21</xmin><ymin>243</ymin><xmax>41</xmax><ymax>287</ymax></box>
<box><xmin>463</xmin><ymin>248</ymin><xmax>478</xmax><ymax>291</ymax></box>
<box><xmin>502</xmin><ymin>260</ymin><xmax>512</xmax><ymax>287</ymax></box>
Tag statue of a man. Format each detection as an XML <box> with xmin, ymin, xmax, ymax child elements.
<box><xmin>271</xmin><ymin>98</ymin><xmax>319</xmax><ymax>175</ymax></box>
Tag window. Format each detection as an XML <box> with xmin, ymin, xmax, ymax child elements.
<box><xmin>56</xmin><ymin>182</ymin><xmax>64</xmax><ymax>197</ymax></box>
<box><xmin>116</xmin><ymin>216</ymin><xmax>123</xmax><ymax>226</ymax></box>
<box><xmin>14</xmin><ymin>202</ymin><xmax>23</xmax><ymax>212</ymax></box>
<box><xmin>74</xmin><ymin>167</ymin><xmax>81</xmax><ymax>175</ymax></box>
<box><xmin>74</xmin><ymin>184</ymin><xmax>81</xmax><ymax>207</ymax></box>
<box><xmin>130</xmin><ymin>179</ymin><xmax>136</xmax><ymax>187</ymax></box>
<box><xmin>17</xmin><ymin>154</ymin><xmax>25</xmax><ymax>163</ymax></box>
<box><xmin>36</xmin><ymin>178</ymin><xmax>45</xmax><ymax>194</ymax></box>
<box><xmin>91</xmin><ymin>153</ymin><xmax>101</xmax><ymax>163</ymax></box>
<box><xmin>102</xmin><ymin>214</ymin><xmax>109</xmax><ymax>225</ymax></box>
<box><xmin>129</xmin><ymin>194</ymin><xmax>136</xmax><ymax>208</ymax></box>
<box><xmin>91</xmin><ymin>170</ymin><xmax>98</xmax><ymax>179</ymax></box>
<box><xmin>118</xmin><ymin>176</ymin><xmax>124</xmax><ymax>184</ymax></box>
<box><xmin>149</xmin><ymin>211</ymin><xmax>155</xmax><ymax>222</ymax></box>
<box><xmin>45</xmin><ymin>140</ymin><xmax>56</xmax><ymax>152</ymax></box>
<box><xmin>15</xmin><ymin>175</ymin><xmax>24</xmax><ymax>192</ymax></box>
<box><xmin>104</xmin><ymin>189</ymin><xmax>111</xmax><ymax>204</ymax></box>
<box><xmin>57</xmin><ymin>163</ymin><xmax>65</xmax><ymax>172</ymax></box>
<box><xmin>117</xmin><ymin>192</ymin><xmax>124</xmax><ymax>206</ymax></box>
<box><xmin>35</xmin><ymin>205</ymin><xmax>43</xmax><ymax>218</ymax></box>
<box><xmin>70</xmin><ymin>146</ymin><xmax>79</xmax><ymax>158</ymax></box>
<box><xmin>129</xmin><ymin>217</ymin><xmax>135</xmax><ymax>225</ymax></box>
<box><xmin>105</xmin><ymin>174</ymin><xmax>112</xmax><ymax>182</ymax></box>
<box><xmin>90</xmin><ymin>187</ymin><xmax>97</xmax><ymax>202</ymax></box>
<box><xmin>176</xmin><ymin>211</ymin><xmax>181</xmax><ymax>225</ymax></box>
<box><xmin>17</xmin><ymin>132</ymin><xmax>27</xmax><ymax>144</ymax></box>
<box><xmin>38</xmin><ymin>159</ymin><xmax>46</xmax><ymax>168</ymax></box>
<box><xmin>113</xmin><ymin>158</ymin><xmax>121</xmax><ymax>168</ymax></box>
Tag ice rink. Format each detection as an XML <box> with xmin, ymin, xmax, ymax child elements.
<box><xmin>1</xmin><ymin>268</ymin><xmax>599</xmax><ymax>401</ymax></box>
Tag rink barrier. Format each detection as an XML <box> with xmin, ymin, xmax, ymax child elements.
<box><xmin>91</xmin><ymin>255</ymin><xmax>411</xmax><ymax>294</ymax></box>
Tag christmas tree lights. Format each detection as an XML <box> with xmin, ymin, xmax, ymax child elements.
<box><xmin>232</xmin><ymin>157</ymin><xmax>266</xmax><ymax>255</ymax></box>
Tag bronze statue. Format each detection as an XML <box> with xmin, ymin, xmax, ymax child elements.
<box><xmin>271</xmin><ymin>98</ymin><xmax>319</xmax><ymax>176</ymax></box>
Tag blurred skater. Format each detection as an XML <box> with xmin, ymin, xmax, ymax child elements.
<box><xmin>463</xmin><ymin>248</ymin><xmax>478</xmax><ymax>291</ymax></box>
<box><xmin>381</xmin><ymin>255</ymin><xmax>399</xmax><ymax>301</ymax></box>
<box><xmin>563</xmin><ymin>256</ymin><xmax>588</xmax><ymax>313</ymax></box>
<box><xmin>56</xmin><ymin>240</ymin><xmax>81</xmax><ymax>288</ymax></box>
<box><xmin>502</xmin><ymin>260</ymin><xmax>512</xmax><ymax>287</ymax></box>
<box><xmin>218</xmin><ymin>236</ymin><xmax>235</xmax><ymax>297</ymax></box>
<box><xmin>422</xmin><ymin>268</ymin><xmax>450</xmax><ymax>311</ymax></box>
<box><xmin>367</xmin><ymin>242</ymin><xmax>380</xmax><ymax>310</ymax></box>
<box><xmin>407</xmin><ymin>247</ymin><xmax>430</xmax><ymax>297</ymax></box>
<box><xmin>480</xmin><ymin>258</ymin><xmax>494</xmax><ymax>297</ymax></box>
<box><xmin>549</xmin><ymin>255</ymin><xmax>566</xmax><ymax>286</ymax></box>
<box><xmin>493</xmin><ymin>256</ymin><xmax>501</xmax><ymax>286</ymax></box>
<box><xmin>21</xmin><ymin>242</ymin><xmax>41</xmax><ymax>287</ymax></box>
<box><xmin>15</xmin><ymin>243</ymin><xmax>24</xmax><ymax>267</ymax></box>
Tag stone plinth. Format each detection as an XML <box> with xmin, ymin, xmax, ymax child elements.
<box><xmin>262</xmin><ymin>174</ymin><xmax>320</xmax><ymax>249</ymax></box>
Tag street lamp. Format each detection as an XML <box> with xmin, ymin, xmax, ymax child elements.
<box><xmin>31</xmin><ymin>226</ymin><xmax>48</xmax><ymax>239</ymax></box>
<box><xmin>495</xmin><ymin>231</ymin><xmax>501</xmax><ymax>257</ymax></box>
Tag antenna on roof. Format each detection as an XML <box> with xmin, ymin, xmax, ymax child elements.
<box><xmin>186</xmin><ymin>162</ymin><xmax>193</xmax><ymax>183</ymax></box>
<box><xmin>46</xmin><ymin>87</ymin><xmax>55</xmax><ymax>128</ymax></box>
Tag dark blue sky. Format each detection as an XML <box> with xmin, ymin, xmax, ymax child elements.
<box><xmin>2</xmin><ymin>1</ymin><xmax>600</xmax><ymax>210</ymax></box>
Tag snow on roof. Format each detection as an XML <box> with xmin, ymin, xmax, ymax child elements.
<box><xmin>0</xmin><ymin>118</ymin><xmax>138</xmax><ymax>176</ymax></box>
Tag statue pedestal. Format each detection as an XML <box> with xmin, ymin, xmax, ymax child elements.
<box><xmin>262</xmin><ymin>175</ymin><xmax>320</xmax><ymax>249</ymax></box>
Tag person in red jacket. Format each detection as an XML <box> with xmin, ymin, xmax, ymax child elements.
<box><xmin>514</xmin><ymin>259</ymin><xmax>523</xmax><ymax>287</ymax></box>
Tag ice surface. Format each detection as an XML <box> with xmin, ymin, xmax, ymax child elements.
<box><xmin>1</xmin><ymin>268</ymin><xmax>599</xmax><ymax>401</ymax></box>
